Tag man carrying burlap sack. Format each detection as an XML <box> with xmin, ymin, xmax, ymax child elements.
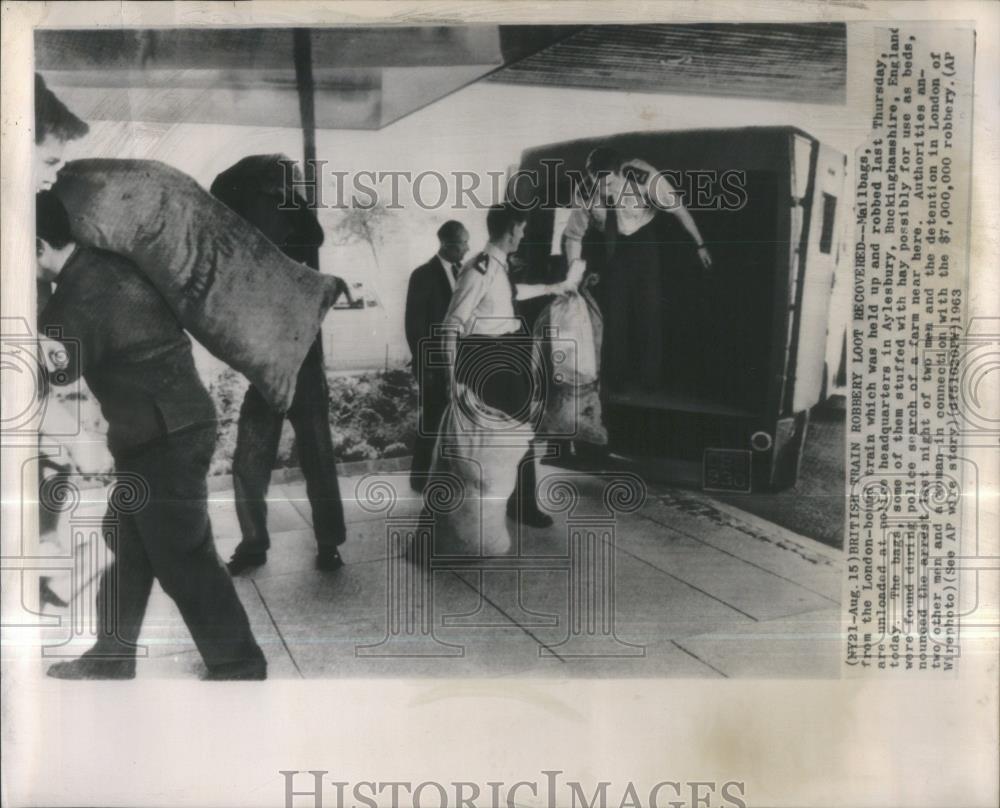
<box><xmin>210</xmin><ymin>155</ymin><xmax>351</xmax><ymax>575</ymax></box>
<box><xmin>36</xmin><ymin>191</ymin><xmax>267</xmax><ymax>680</ymax></box>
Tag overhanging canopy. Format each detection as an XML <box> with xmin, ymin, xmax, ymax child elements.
<box><xmin>35</xmin><ymin>26</ymin><xmax>581</xmax><ymax>130</ymax></box>
<box><xmin>35</xmin><ymin>24</ymin><xmax>846</xmax><ymax>131</ymax></box>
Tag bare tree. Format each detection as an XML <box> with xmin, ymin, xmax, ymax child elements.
<box><xmin>330</xmin><ymin>202</ymin><xmax>391</xmax><ymax>307</ymax></box>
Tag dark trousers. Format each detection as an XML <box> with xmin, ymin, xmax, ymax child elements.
<box><xmin>456</xmin><ymin>331</ymin><xmax>535</xmax><ymax>420</ymax></box>
<box><xmin>509</xmin><ymin>440</ymin><xmax>542</xmax><ymax>514</ymax></box>
<box><xmin>93</xmin><ymin>426</ymin><xmax>263</xmax><ymax>668</ymax></box>
<box><xmin>410</xmin><ymin>369</ymin><xmax>448</xmax><ymax>491</ymax></box>
<box><xmin>232</xmin><ymin>339</ymin><xmax>346</xmax><ymax>555</ymax></box>
<box><xmin>601</xmin><ymin>220</ymin><xmax>665</xmax><ymax>392</ymax></box>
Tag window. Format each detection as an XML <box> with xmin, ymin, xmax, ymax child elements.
<box><xmin>819</xmin><ymin>192</ymin><xmax>837</xmax><ymax>254</ymax></box>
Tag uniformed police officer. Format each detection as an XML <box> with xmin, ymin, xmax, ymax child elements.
<box><xmin>562</xmin><ymin>146</ymin><xmax>712</xmax><ymax>392</ymax></box>
<box><xmin>440</xmin><ymin>203</ymin><xmax>576</xmax><ymax>528</ymax></box>
<box><xmin>36</xmin><ymin>191</ymin><xmax>266</xmax><ymax>680</ymax></box>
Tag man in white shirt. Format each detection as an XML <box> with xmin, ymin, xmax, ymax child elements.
<box><xmin>438</xmin><ymin>204</ymin><xmax>577</xmax><ymax>530</ymax></box>
<box><xmin>405</xmin><ymin>221</ymin><xmax>469</xmax><ymax>491</ymax></box>
<box><xmin>562</xmin><ymin>146</ymin><xmax>712</xmax><ymax>392</ymax></box>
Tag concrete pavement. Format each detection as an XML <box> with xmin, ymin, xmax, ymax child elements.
<box><xmin>37</xmin><ymin>465</ymin><xmax>844</xmax><ymax>679</ymax></box>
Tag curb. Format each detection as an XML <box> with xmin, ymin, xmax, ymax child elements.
<box><xmin>689</xmin><ymin>490</ymin><xmax>845</xmax><ymax>563</ymax></box>
<box><xmin>206</xmin><ymin>455</ymin><xmax>412</xmax><ymax>493</ymax></box>
<box><xmin>65</xmin><ymin>455</ymin><xmax>414</xmax><ymax>493</ymax></box>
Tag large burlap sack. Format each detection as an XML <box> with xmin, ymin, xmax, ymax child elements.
<box><xmin>534</xmin><ymin>287</ymin><xmax>608</xmax><ymax>445</ymax></box>
<box><xmin>425</xmin><ymin>385</ymin><xmax>532</xmax><ymax>556</ymax></box>
<box><xmin>542</xmin><ymin>292</ymin><xmax>598</xmax><ymax>384</ymax></box>
<box><xmin>52</xmin><ymin>159</ymin><xmax>341</xmax><ymax>412</ymax></box>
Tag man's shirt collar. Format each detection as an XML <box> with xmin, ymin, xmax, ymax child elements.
<box><xmin>484</xmin><ymin>242</ymin><xmax>509</xmax><ymax>271</ymax></box>
<box><xmin>437</xmin><ymin>252</ymin><xmax>458</xmax><ymax>288</ymax></box>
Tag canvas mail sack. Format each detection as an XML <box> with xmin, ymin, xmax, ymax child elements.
<box><xmin>52</xmin><ymin>159</ymin><xmax>340</xmax><ymax>412</ymax></box>
<box><xmin>426</xmin><ymin>385</ymin><xmax>532</xmax><ymax>556</ymax></box>
<box><xmin>533</xmin><ymin>287</ymin><xmax>608</xmax><ymax>446</ymax></box>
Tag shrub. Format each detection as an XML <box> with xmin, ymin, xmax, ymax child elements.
<box><xmin>321</xmin><ymin>365</ymin><xmax>418</xmax><ymax>464</ymax></box>
<box><xmin>49</xmin><ymin>363</ymin><xmax>419</xmax><ymax>478</ymax></box>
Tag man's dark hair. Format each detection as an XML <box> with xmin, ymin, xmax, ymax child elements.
<box><xmin>585</xmin><ymin>146</ymin><xmax>626</xmax><ymax>177</ymax></box>
<box><xmin>485</xmin><ymin>203</ymin><xmax>528</xmax><ymax>242</ymax></box>
<box><xmin>36</xmin><ymin>190</ymin><xmax>74</xmax><ymax>249</ymax></box>
<box><xmin>436</xmin><ymin>220</ymin><xmax>467</xmax><ymax>243</ymax></box>
<box><xmin>35</xmin><ymin>74</ymin><xmax>89</xmax><ymax>145</ymax></box>
<box><xmin>210</xmin><ymin>154</ymin><xmax>325</xmax><ymax>267</ymax></box>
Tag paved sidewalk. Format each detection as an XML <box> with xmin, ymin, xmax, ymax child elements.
<box><xmin>38</xmin><ymin>466</ymin><xmax>844</xmax><ymax>679</ymax></box>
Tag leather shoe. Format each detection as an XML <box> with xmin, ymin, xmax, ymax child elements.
<box><xmin>227</xmin><ymin>550</ymin><xmax>267</xmax><ymax>575</ymax></box>
<box><xmin>506</xmin><ymin>503</ymin><xmax>554</xmax><ymax>529</ymax></box>
<box><xmin>47</xmin><ymin>655</ymin><xmax>136</xmax><ymax>680</ymax></box>
<box><xmin>202</xmin><ymin>658</ymin><xmax>267</xmax><ymax>681</ymax></box>
<box><xmin>316</xmin><ymin>547</ymin><xmax>344</xmax><ymax>571</ymax></box>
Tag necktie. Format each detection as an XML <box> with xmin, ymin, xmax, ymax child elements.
<box><xmin>451</xmin><ymin>262</ymin><xmax>460</xmax><ymax>281</ymax></box>
<box><xmin>604</xmin><ymin>206</ymin><xmax>619</xmax><ymax>265</ymax></box>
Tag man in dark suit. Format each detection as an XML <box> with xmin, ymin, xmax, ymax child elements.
<box><xmin>404</xmin><ymin>221</ymin><xmax>469</xmax><ymax>491</ymax></box>
<box><xmin>210</xmin><ymin>155</ymin><xmax>351</xmax><ymax>575</ymax></box>
<box><xmin>36</xmin><ymin>191</ymin><xmax>266</xmax><ymax>680</ymax></box>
